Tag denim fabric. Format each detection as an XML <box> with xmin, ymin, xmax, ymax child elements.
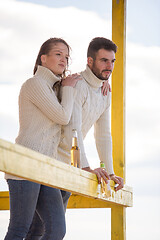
<box><xmin>25</xmin><ymin>191</ymin><xmax>71</xmax><ymax>240</ymax></box>
<box><xmin>4</xmin><ymin>180</ymin><xmax>71</xmax><ymax>240</ymax></box>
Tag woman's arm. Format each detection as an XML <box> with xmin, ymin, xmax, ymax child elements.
<box><xmin>23</xmin><ymin>77</ymin><xmax>78</xmax><ymax>125</ymax></box>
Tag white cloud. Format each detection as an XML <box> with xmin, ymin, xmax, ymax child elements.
<box><xmin>0</xmin><ymin>0</ymin><xmax>112</xmax><ymax>142</ymax></box>
<box><xmin>0</xmin><ymin>0</ymin><xmax>111</xmax><ymax>85</ymax></box>
<box><xmin>125</xmin><ymin>43</ymin><xmax>160</xmax><ymax>167</ymax></box>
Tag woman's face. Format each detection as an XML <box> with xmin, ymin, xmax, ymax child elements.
<box><xmin>41</xmin><ymin>42</ymin><xmax>69</xmax><ymax>76</ymax></box>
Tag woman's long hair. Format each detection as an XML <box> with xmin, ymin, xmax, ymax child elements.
<box><xmin>33</xmin><ymin>38</ymin><xmax>71</xmax><ymax>78</ymax></box>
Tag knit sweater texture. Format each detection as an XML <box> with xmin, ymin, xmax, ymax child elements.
<box><xmin>5</xmin><ymin>65</ymin><xmax>76</xmax><ymax>180</ymax></box>
<box><xmin>58</xmin><ymin>65</ymin><xmax>114</xmax><ymax>175</ymax></box>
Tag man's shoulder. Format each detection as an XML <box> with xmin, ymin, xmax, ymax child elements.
<box><xmin>74</xmin><ymin>76</ymin><xmax>89</xmax><ymax>95</ymax></box>
<box><xmin>72</xmin><ymin>75</ymin><xmax>89</xmax><ymax>104</ymax></box>
<box><xmin>75</xmin><ymin>75</ymin><xmax>88</xmax><ymax>89</ymax></box>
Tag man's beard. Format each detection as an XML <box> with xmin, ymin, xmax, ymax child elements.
<box><xmin>91</xmin><ymin>66</ymin><xmax>112</xmax><ymax>81</ymax></box>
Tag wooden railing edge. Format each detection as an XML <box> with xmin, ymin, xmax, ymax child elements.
<box><xmin>0</xmin><ymin>138</ymin><xmax>133</xmax><ymax>210</ymax></box>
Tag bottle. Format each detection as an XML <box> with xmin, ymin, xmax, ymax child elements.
<box><xmin>100</xmin><ymin>161</ymin><xmax>111</xmax><ymax>198</ymax></box>
<box><xmin>100</xmin><ymin>161</ymin><xmax>106</xmax><ymax>196</ymax></box>
<box><xmin>97</xmin><ymin>162</ymin><xmax>105</xmax><ymax>198</ymax></box>
<box><xmin>71</xmin><ymin>129</ymin><xmax>80</xmax><ymax>168</ymax></box>
<box><xmin>97</xmin><ymin>183</ymin><xmax>101</xmax><ymax>198</ymax></box>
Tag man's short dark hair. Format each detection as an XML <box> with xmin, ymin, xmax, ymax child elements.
<box><xmin>87</xmin><ymin>37</ymin><xmax>117</xmax><ymax>59</ymax></box>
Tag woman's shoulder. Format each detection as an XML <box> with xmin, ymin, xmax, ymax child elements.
<box><xmin>21</xmin><ymin>75</ymin><xmax>41</xmax><ymax>90</ymax></box>
<box><xmin>18</xmin><ymin>76</ymin><xmax>40</xmax><ymax>99</ymax></box>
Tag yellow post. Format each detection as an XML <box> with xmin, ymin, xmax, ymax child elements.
<box><xmin>111</xmin><ymin>0</ymin><xmax>126</xmax><ymax>239</ymax></box>
<box><xmin>111</xmin><ymin>206</ymin><xmax>126</xmax><ymax>240</ymax></box>
<box><xmin>112</xmin><ymin>0</ymin><xmax>126</xmax><ymax>180</ymax></box>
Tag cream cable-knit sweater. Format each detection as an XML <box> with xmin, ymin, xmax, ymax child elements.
<box><xmin>58</xmin><ymin>65</ymin><xmax>114</xmax><ymax>175</ymax></box>
<box><xmin>5</xmin><ymin>65</ymin><xmax>76</xmax><ymax>180</ymax></box>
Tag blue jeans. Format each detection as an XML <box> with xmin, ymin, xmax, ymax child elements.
<box><xmin>5</xmin><ymin>180</ymin><xmax>71</xmax><ymax>240</ymax></box>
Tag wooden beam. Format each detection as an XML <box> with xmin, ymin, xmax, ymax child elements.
<box><xmin>112</xmin><ymin>0</ymin><xmax>127</xmax><ymax>239</ymax></box>
<box><xmin>0</xmin><ymin>138</ymin><xmax>132</xmax><ymax>210</ymax></box>
<box><xmin>68</xmin><ymin>188</ymin><xmax>132</xmax><ymax>208</ymax></box>
<box><xmin>0</xmin><ymin>191</ymin><xmax>9</xmax><ymax>210</ymax></box>
<box><xmin>112</xmin><ymin>0</ymin><xmax>126</xmax><ymax>181</ymax></box>
<box><xmin>0</xmin><ymin>182</ymin><xmax>133</xmax><ymax>210</ymax></box>
<box><xmin>111</xmin><ymin>206</ymin><xmax>126</xmax><ymax>240</ymax></box>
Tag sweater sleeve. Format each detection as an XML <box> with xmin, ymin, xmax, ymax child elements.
<box><xmin>94</xmin><ymin>101</ymin><xmax>114</xmax><ymax>175</ymax></box>
<box><xmin>71</xmin><ymin>92</ymin><xmax>90</xmax><ymax>168</ymax></box>
<box><xmin>58</xmin><ymin>81</ymin><xmax>90</xmax><ymax>168</ymax></box>
<box><xmin>23</xmin><ymin>78</ymin><xmax>76</xmax><ymax>125</ymax></box>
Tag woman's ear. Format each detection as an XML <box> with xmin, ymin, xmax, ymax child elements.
<box><xmin>41</xmin><ymin>55</ymin><xmax>46</xmax><ymax>65</ymax></box>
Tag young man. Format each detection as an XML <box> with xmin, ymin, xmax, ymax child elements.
<box><xmin>58</xmin><ymin>37</ymin><xmax>123</xmax><ymax>190</ymax></box>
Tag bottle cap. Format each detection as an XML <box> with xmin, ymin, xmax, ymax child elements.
<box><xmin>100</xmin><ymin>161</ymin><xmax>105</xmax><ymax>168</ymax></box>
<box><xmin>72</xmin><ymin>129</ymin><xmax>77</xmax><ymax>138</ymax></box>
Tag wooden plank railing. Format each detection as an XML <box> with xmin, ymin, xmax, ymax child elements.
<box><xmin>0</xmin><ymin>138</ymin><xmax>133</xmax><ymax>211</ymax></box>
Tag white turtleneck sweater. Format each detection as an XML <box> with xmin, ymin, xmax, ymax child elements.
<box><xmin>58</xmin><ymin>65</ymin><xmax>114</xmax><ymax>175</ymax></box>
<box><xmin>5</xmin><ymin>65</ymin><xmax>76</xmax><ymax>180</ymax></box>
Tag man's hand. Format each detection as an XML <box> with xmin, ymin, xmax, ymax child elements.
<box><xmin>101</xmin><ymin>80</ymin><xmax>111</xmax><ymax>96</ymax></box>
<box><xmin>83</xmin><ymin>167</ymin><xmax>124</xmax><ymax>191</ymax></box>
<box><xmin>110</xmin><ymin>174</ymin><xmax>124</xmax><ymax>191</ymax></box>
<box><xmin>83</xmin><ymin>167</ymin><xmax>110</xmax><ymax>184</ymax></box>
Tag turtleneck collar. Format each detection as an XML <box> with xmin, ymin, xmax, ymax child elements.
<box><xmin>81</xmin><ymin>65</ymin><xmax>105</xmax><ymax>89</ymax></box>
<box><xmin>35</xmin><ymin>65</ymin><xmax>61</xmax><ymax>86</ymax></box>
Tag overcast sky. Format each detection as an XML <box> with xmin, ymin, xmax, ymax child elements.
<box><xmin>0</xmin><ymin>0</ymin><xmax>160</xmax><ymax>239</ymax></box>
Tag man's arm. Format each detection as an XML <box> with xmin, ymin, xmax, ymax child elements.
<box><xmin>94</xmin><ymin>102</ymin><xmax>123</xmax><ymax>190</ymax></box>
<box><xmin>69</xmin><ymin>84</ymin><xmax>116</xmax><ymax>186</ymax></box>
<box><xmin>82</xmin><ymin>166</ymin><xmax>111</xmax><ymax>184</ymax></box>
<box><xmin>82</xmin><ymin>106</ymin><xmax>113</xmax><ymax>185</ymax></box>
<box><xmin>94</xmin><ymin>104</ymin><xmax>114</xmax><ymax>174</ymax></box>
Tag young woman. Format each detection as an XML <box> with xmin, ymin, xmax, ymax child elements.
<box><xmin>4</xmin><ymin>38</ymin><xmax>81</xmax><ymax>240</ymax></box>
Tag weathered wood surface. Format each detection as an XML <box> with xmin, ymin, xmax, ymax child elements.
<box><xmin>0</xmin><ymin>189</ymin><xmax>133</xmax><ymax>210</ymax></box>
<box><xmin>0</xmin><ymin>138</ymin><xmax>133</xmax><ymax>210</ymax></box>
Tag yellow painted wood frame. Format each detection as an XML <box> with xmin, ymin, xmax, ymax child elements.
<box><xmin>112</xmin><ymin>0</ymin><xmax>127</xmax><ymax>239</ymax></box>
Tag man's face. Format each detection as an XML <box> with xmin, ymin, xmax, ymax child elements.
<box><xmin>88</xmin><ymin>49</ymin><xmax>116</xmax><ymax>80</ymax></box>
